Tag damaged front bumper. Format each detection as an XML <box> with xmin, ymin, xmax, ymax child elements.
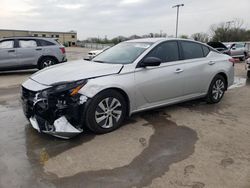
<box><xmin>29</xmin><ymin>116</ymin><xmax>82</xmax><ymax>139</ymax></box>
<box><xmin>21</xmin><ymin>79</ymin><xmax>89</xmax><ymax>139</ymax></box>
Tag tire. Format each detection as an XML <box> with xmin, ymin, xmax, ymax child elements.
<box><xmin>239</xmin><ymin>57</ymin><xmax>245</xmax><ymax>61</ymax></box>
<box><xmin>38</xmin><ymin>57</ymin><xmax>57</xmax><ymax>70</ymax></box>
<box><xmin>239</xmin><ymin>54</ymin><xmax>247</xmax><ymax>61</ymax></box>
<box><xmin>85</xmin><ymin>90</ymin><xmax>127</xmax><ymax>134</ymax></box>
<box><xmin>206</xmin><ymin>75</ymin><xmax>226</xmax><ymax>104</ymax></box>
<box><xmin>247</xmin><ymin>71</ymin><xmax>250</xmax><ymax>78</ymax></box>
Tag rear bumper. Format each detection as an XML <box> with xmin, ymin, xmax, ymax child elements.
<box><xmin>228</xmin><ymin>66</ymin><xmax>235</xmax><ymax>88</ymax></box>
<box><xmin>60</xmin><ymin>57</ymin><xmax>67</xmax><ymax>63</ymax></box>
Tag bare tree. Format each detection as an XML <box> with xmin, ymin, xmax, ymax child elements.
<box><xmin>191</xmin><ymin>32</ymin><xmax>209</xmax><ymax>43</ymax></box>
<box><xmin>210</xmin><ymin>19</ymin><xmax>249</xmax><ymax>42</ymax></box>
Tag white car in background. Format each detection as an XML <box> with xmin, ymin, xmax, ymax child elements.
<box><xmin>86</xmin><ymin>46</ymin><xmax>110</xmax><ymax>60</ymax></box>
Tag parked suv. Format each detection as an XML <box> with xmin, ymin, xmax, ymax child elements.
<box><xmin>0</xmin><ymin>37</ymin><xmax>67</xmax><ymax>71</ymax></box>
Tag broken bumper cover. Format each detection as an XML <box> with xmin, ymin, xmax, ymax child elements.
<box><xmin>29</xmin><ymin>116</ymin><xmax>82</xmax><ymax>139</ymax></box>
<box><xmin>21</xmin><ymin>79</ymin><xmax>88</xmax><ymax>139</ymax></box>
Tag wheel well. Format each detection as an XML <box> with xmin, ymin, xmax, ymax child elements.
<box><xmin>101</xmin><ymin>88</ymin><xmax>130</xmax><ymax>117</ymax></box>
<box><xmin>217</xmin><ymin>72</ymin><xmax>228</xmax><ymax>90</ymax></box>
<box><xmin>38</xmin><ymin>56</ymin><xmax>59</xmax><ymax>66</ymax></box>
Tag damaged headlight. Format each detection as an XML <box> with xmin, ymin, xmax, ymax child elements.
<box><xmin>41</xmin><ymin>79</ymin><xmax>87</xmax><ymax>97</ymax></box>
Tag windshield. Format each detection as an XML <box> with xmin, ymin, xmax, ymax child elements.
<box><xmin>92</xmin><ymin>42</ymin><xmax>152</xmax><ymax>64</ymax></box>
<box><xmin>235</xmin><ymin>43</ymin><xmax>245</xmax><ymax>48</ymax></box>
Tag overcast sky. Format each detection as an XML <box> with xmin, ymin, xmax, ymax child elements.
<box><xmin>0</xmin><ymin>0</ymin><xmax>249</xmax><ymax>39</ymax></box>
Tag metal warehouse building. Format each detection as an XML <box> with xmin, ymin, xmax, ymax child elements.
<box><xmin>0</xmin><ymin>29</ymin><xmax>77</xmax><ymax>47</ymax></box>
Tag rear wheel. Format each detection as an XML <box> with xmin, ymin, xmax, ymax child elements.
<box><xmin>38</xmin><ymin>57</ymin><xmax>57</xmax><ymax>69</ymax></box>
<box><xmin>85</xmin><ymin>90</ymin><xmax>127</xmax><ymax>134</ymax></box>
<box><xmin>247</xmin><ymin>71</ymin><xmax>250</xmax><ymax>78</ymax></box>
<box><xmin>206</xmin><ymin>75</ymin><xmax>226</xmax><ymax>104</ymax></box>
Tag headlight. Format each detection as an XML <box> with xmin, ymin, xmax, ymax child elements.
<box><xmin>41</xmin><ymin>80</ymin><xmax>87</xmax><ymax>97</ymax></box>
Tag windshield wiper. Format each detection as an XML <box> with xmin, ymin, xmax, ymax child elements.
<box><xmin>92</xmin><ymin>60</ymin><xmax>105</xmax><ymax>63</ymax></box>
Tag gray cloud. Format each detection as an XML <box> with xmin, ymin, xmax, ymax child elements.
<box><xmin>0</xmin><ymin>0</ymin><xmax>249</xmax><ymax>39</ymax></box>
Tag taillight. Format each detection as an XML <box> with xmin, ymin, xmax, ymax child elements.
<box><xmin>60</xmin><ymin>47</ymin><xmax>65</xmax><ymax>54</ymax></box>
<box><xmin>229</xmin><ymin>58</ymin><xmax>235</xmax><ymax>66</ymax></box>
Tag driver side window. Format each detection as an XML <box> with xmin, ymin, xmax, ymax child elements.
<box><xmin>146</xmin><ymin>41</ymin><xmax>180</xmax><ymax>63</ymax></box>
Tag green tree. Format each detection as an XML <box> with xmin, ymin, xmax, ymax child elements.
<box><xmin>179</xmin><ymin>35</ymin><xmax>189</xmax><ymax>39</ymax></box>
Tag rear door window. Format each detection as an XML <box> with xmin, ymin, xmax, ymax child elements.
<box><xmin>146</xmin><ymin>41</ymin><xmax>179</xmax><ymax>62</ymax></box>
<box><xmin>19</xmin><ymin>40</ymin><xmax>37</xmax><ymax>48</ymax></box>
<box><xmin>0</xmin><ymin>40</ymin><xmax>14</xmax><ymax>49</ymax></box>
<box><xmin>202</xmin><ymin>45</ymin><xmax>210</xmax><ymax>57</ymax></box>
<box><xmin>37</xmin><ymin>39</ymin><xmax>55</xmax><ymax>46</ymax></box>
<box><xmin>181</xmin><ymin>41</ymin><xmax>204</xmax><ymax>59</ymax></box>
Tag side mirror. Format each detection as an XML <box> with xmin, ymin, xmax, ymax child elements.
<box><xmin>140</xmin><ymin>57</ymin><xmax>162</xmax><ymax>67</ymax></box>
<box><xmin>231</xmin><ymin>47</ymin><xmax>236</xmax><ymax>50</ymax></box>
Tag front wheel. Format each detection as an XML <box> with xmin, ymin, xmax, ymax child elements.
<box><xmin>206</xmin><ymin>75</ymin><xmax>226</xmax><ymax>104</ymax></box>
<box><xmin>85</xmin><ymin>90</ymin><xmax>127</xmax><ymax>134</ymax></box>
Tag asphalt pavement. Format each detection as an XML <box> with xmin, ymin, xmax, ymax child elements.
<box><xmin>0</xmin><ymin>49</ymin><xmax>249</xmax><ymax>188</ymax></box>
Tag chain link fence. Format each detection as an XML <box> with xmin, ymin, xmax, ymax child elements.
<box><xmin>76</xmin><ymin>42</ymin><xmax>113</xmax><ymax>49</ymax></box>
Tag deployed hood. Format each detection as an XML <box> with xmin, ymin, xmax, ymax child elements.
<box><xmin>31</xmin><ymin>60</ymin><xmax>123</xmax><ymax>85</ymax></box>
<box><xmin>207</xmin><ymin>42</ymin><xmax>228</xmax><ymax>50</ymax></box>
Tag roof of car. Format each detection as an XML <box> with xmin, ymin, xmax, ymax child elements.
<box><xmin>0</xmin><ymin>36</ymin><xmax>56</xmax><ymax>40</ymax></box>
<box><xmin>125</xmin><ymin>37</ymin><xmax>197</xmax><ymax>43</ymax></box>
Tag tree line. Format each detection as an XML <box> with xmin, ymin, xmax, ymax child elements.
<box><xmin>80</xmin><ymin>19</ymin><xmax>250</xmax><ymax>44</ymax></box>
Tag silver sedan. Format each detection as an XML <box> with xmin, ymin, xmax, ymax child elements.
<box><xmin>21</xmin><ymin>38</ymin><xmax>234</xmax><ymax>139</ymax></box>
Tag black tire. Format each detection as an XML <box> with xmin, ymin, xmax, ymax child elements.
<box><xmin>85</xmin><ymin>90</ymin><xmax>127</xmax><ymax>134</ymax></box>
<box><xmin>239</xmin><ymin>54</ymin><xmax>247</xmax><ymax>61</ymax></box>
<box><xmin>239</xmin><ymin>57</ymin><xmax>244</xmax><ymax>61</ymax></box>
<box><xmin>38</xmin><ymin>57</ymin><xmax>57</xmax><ymax>70</ymax></box>
<box><xmin>206</xmin><ymin>75</ymin><xmax>226</xmax><ymax>104</ymax></box>
<box><xmin>247</xmin><ymin>71</ymin><xmax>250</xmax><ymax>78</ymax></box>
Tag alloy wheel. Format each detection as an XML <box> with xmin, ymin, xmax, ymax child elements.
<box><xmin>43</xmin><ymin>60</ymin><xmax>53</xmax><ymax>68</ymax></box>
<box><xmin>95</xmin><ymin>97</ymin><xmax>122</xmax><ymax>129</ymax></box>
<box><xmin>212</xmin><ymin>79</ymin><xmax>225</xmax><ymax>100</ymax></box>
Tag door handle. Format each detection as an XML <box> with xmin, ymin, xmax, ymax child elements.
<box><xmin>36</xmin><ymin>48</ymin><xmax>42</xmax><ymax>51</ymax></box>
<box><xmin>8</xmin><ymin>50</ymin><xmax>15</xmax><ymax>53</ymax></box>
<box><xmin>175</xmin><ymin>68</ymin><xmax>183</xmax><ymax>73</ymax></box>
<box><xmin>208</xmin><ymin>61</ymin><xmax>215</xmax><ymax>65</ymax></box>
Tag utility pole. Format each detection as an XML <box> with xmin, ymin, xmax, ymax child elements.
<box><xmin>172</xmin><ymin>4</ymin><xmax>184</xmax><ymax>38</ymax></box>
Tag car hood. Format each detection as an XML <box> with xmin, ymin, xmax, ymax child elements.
<box><xmin>207</xmin><ymin>42</ymin><xmax>228</xmax><ymax>50</ymax></box>
<box><xmin>30</xmin><ymin>60</ymin><xmax>123</xmax><ymax>86</ymax></box>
